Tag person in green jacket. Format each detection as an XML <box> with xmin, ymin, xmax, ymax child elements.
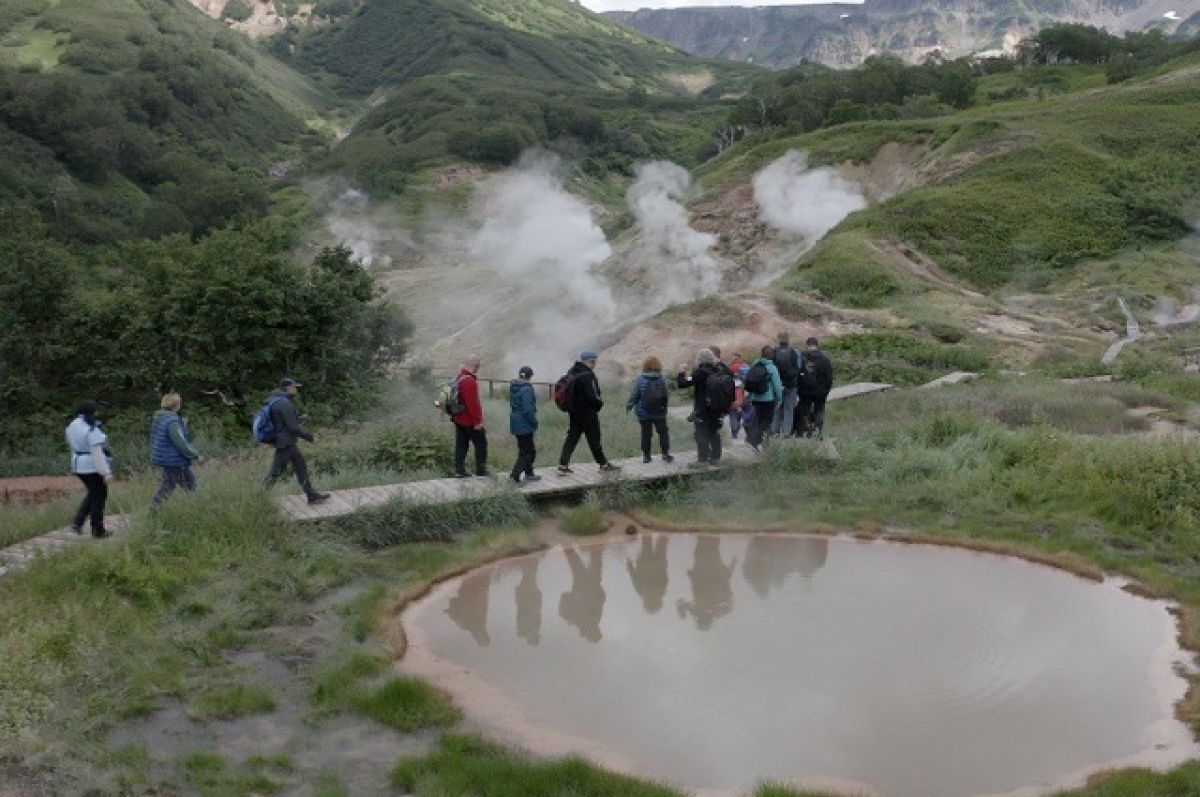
<box><xmin>743</xmin><ymin>345</ymin><xmax>783</xmax><ymax>451</ymax></box>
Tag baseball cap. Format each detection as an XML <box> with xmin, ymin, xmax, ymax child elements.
<box><xmin>280</xmin><ymin>377</ymin><xmax>303</xmax><ymax>388</ymax></box>
<box><xmin>519</xmin><ymin>365</ymin><xmax>534</xmax><ymax>378</ymax></box>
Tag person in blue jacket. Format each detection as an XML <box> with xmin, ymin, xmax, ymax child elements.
<box><xmin>149</xmin><ymin>392</ymin><xmax>201</xmax><ymax>508</ymax></box>
<box><xmin>744</xmin><ymin>345</ymin><xmax>783</xmax><ymax>451</ymax></box>
<box><xmin>509</xmin><ymin>365</ymin><xmax>541</xmax><ymax>484</ymax></box>
<box><xmin>627</xmin><ymin>355</ymin><xmax>673</xmax><ymax>464</ymax></box>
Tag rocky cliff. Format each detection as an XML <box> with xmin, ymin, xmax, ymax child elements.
<box><xmin>606</xmin><ymin>0</ymin><xmax>1198</xmax><ymax>68</ymax></box>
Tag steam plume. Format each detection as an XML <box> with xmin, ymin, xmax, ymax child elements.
<box><xmin>626</xmin><ymin>161</ymin><xmax>721</xmax><ymax>302</ymax></box>
<box><xmin>753</xmin><ymin>151</ymin><xmax>867</xmax><ymax>242</ymax></box>
<box><xmin>469</xmin><ymin>151</ymin><xmax>616</xmax><ymax>376</ymax></box>
<box><xmin>326</xmin><ymin>188</ymin><xmax>394</xmax><ymax>269</ymax></box>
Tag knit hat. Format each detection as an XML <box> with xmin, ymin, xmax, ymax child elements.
<box><xmin>580</xmin><ymin>349</ymin><xmax>599</xmax><ymax>361</ymax></box>
<box><xmin>519</xmin><ymin>365</ymin><xmax>534</xmax><ymax>378</ymax></box>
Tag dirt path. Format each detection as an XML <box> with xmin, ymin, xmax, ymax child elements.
<box><xmin>0</xmin><ymin>476</ymin><xmax>81</xmax><ymax>506</ymax></box>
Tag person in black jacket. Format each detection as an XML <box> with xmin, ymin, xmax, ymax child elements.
<box><xmin>795</xmin><ymin>337</ymin><xmax>835</xmax><ymax>438</ymax></box>
<box><xmin>676</xmin><ymin>348</ymin><xmax>722</xmax><ymax>467</ymax></box>
<box><xmin>558</xmin><ymin>350</ymin><xmax>620</xmax><ymax>474</ymax></box>
<box><xmin>262</xmin><ymin>378</ymin><xmax>329</xmax><ymax>504</ymax></box>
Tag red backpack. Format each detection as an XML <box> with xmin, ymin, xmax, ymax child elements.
<box><xmin>553</xmin><ymin>373</ymin><xmax>576</xmax><ymax>412</ymax></box>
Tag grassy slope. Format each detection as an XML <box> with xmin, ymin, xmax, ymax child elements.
<box><xmin>689</xmin><ymin>58</ymin><xmax>1200</xmax><ymax>381</ymax></box>
<box><xmin>0</xmin><ymin>0</ymin><xmax>334</xmax><ymax>243</ymax></box>
<box><xmin>279</xmin><ymin>0</ymin><xmax>760</xmax><ymax>189</ymax></box>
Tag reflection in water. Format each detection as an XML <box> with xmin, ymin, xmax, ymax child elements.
<box><xmin>445</xmin><ymin>568</ymin><xmax>492</xmax><ymax>646</ymax></box>
<box><xmin>559</xmin><ymin>548</ymin><xmax>606</xmax><ymax>642</ymax></box>
<box><xmin>515</xmin><ymin>558</ymin><xmax>542</xmax><ymax>646</ymax></box>
<box><xmin>677</xmin><ymin>537</ymin><xmax>737</xmax><ymax>631</ymax></box>
<box><xmin>742</xmin><ymin>535</ymin><xmax>830</xmax><ymax>598</ymax></box>
<box><xmin>626</xmin><ymin>535</ymin><xmax>670</xmax><ymax>613</ymax></box>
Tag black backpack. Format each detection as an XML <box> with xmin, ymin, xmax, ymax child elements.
<box><xmin>705</xmin><ymin>370</ymin><xmax>736</xmax><ymax>414</ymax></box>
<box><xmin>744</xmin><ymin>362</ymin><xmax>770</xmax><ymax>394</ymax></box>
<box><xmin>774</xmin><ymin>346</ymin><xmax>800</xmax><ymax>388</ymax></box>
<box><xmin>641</xmin><ymin>375</ymin><xmax>668</xmax><ymax>415</ymax></box>
<box><xmin>798</xmin><ymin>352</ymin><xmax>821</xmax><ymax>394</ymax></box>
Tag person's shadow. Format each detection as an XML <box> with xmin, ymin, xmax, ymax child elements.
<box><xmin>742</xmin><ymin>535</ymin><xmax>829</xmax><ymax>598</ymax></box>
<box><xmin>515</xmin><ymin>557</ymin><xmax>542</xmax><ymax>646</ymax></box>
<box><xmin>559</xmin><ymin>547</ymin><xmax>606</xmax><ymax>643</ymax></box>
<box><xmin>627</xmin><ymin>534</ymin><xmax>670</xmax><ymax>614</ymax></box>
<box><xmin>677</xmin><ymin>536</ymin><xmax>737</xmax><ymax>631</ymax></box>
<box><xmin>446</xmin><ymin>568</ymin><xmax>492</xmax><ymax>647</ymax></box>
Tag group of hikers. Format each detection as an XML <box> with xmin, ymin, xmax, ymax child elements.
<box><xmin>60</xmin><ymin>331</ymin><xmax>832</xmax><ymax>538</ymax></box>
<box><xmin>63</xmin><ymin>377</ymin><xmax>330</xmax><ymax>539</ymax></box>
<box><xmin>445</xmin><ymin>331</ymin><xmax>834</xmax><ymax>484</ymax></box>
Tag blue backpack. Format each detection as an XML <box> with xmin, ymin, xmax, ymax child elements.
<box><xmin>252</xmin><ymin>397</ymin><xmax>286</xmax><ymax>444</ymax></box>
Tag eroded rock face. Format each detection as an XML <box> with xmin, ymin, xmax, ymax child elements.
<box><xmin>606</xmin><ymin>0</ymin><xmax>1198</xmax><ymax>69</ymax></box>
<box><xmin>185</xmin><ymin>0</ymin><xmax>324</xmax><ymax>38</ymax></box>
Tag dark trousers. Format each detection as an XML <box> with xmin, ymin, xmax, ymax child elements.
<box><xmin>511</xmin><ymin>433</ymin><xmax>536</xmax><ymax>479</ymax></box>
<box><xmin>265</xmin><ymin>444</ymin><xmax>318</xmax><ymax>497</ymax></box>
<box><xmin>795</xmin><ymin>392</ymin><xmax>829</xmax><ymax>435</ymax></box>
<box><xmin>560</xmin><ymin>414</ymin><xmax>607</xmax><ymax>467</ymax></box>
<box><xmin>73</xmin><ymin>473</ymin><xmax>108</xmax><ymax>536</ymax></box>
<box><xmin>694</xmin><ymin>415</ymin><xmax>722</xmax><ymax>462</ymax></box>
<box><xmin>729</xmin><ymin>407</ymin><xmax>742</xmax><ymax>438</ymax></box>
<box><xmin>151</xmin><ymin>466</ymin><xmax>196</xmax><ymax>507</ymax></box>
<box><xmin>748</xmin><ymin>401</ymin><xmax>776</xmax><ymax>447</ymax></box>
<box><xmin>454</xmin><ymin>425</ymin><xmax>489</xmax><ymax>475</ymax></box>
<box><xmin>639</xmin><ymin>418</ymin><xmax>670</xmax><ymax>458</ymax></box>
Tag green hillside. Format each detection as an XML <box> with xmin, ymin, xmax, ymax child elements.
<box><xmin>276</xmin><ymin>0</ymin><xmax>760</xmax><ymax>186</ymax></box>
<box><xmin>0</xmin><ymin>0</ymin><xmax>333</xmax><ymax>244</ymax></box>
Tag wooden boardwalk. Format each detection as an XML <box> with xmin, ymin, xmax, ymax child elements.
<box><xmin>279</xmin><ymin>443</ymin><xmax>766</xmax><ymax>522</ymax></box>
<box><xmin>0</xmin><ymin>515</ymin><xmax>130</xmax><ymax>579</ymax></box>
<box><xmin>0</xmin><ymin>381</ymin><xmax>885</xmax><ymax>575</ymax></box>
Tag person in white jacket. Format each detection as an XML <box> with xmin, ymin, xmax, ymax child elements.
<box><xmin>65</xmin><ymin>400</ymin><xmax>113</xmax><ymax>538</ymax></box>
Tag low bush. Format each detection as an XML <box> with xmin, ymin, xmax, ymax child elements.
<box><xmin>560</xmin><ymin>500</ymin><xmax>608</xmax><ymax>537</ymax></box>
<box><xmin>391</xmin><ymin>733</ymin><xmax>684</xmax><ymax>797</ymax></box>
<box><xmin>350</xmin><ymin>677</ymin><xmax>460</xmax><ymax>732</ymax></box>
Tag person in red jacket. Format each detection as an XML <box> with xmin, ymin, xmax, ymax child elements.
<box><xmin>452</xmin><ymin>356</ymin><xmax>490</xmax><ymax>478</ymax></box>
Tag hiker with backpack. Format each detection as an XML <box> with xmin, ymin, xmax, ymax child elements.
<box><xmin>449</xmin><ymin>356</ymin><xmax>490</xmax><ymax>478</ymax></box>
<box><xmin>627</xmin><ymin>355</ymin><xmax>673</xmax><ymax>464</ymax></box>
<box><xmin>258</xmin><ymin>378</ymin><xmax>329</xmax><ymax>505</ymax></box>
<box><xmin>65</xmin><ymin>400</ymin><xmax>114</xmax><ymax>538</ymax></box>
<box><xmin>795</xmin><ymin>337</ymin><xmax>835</xmax><ymax>438</ymax></box>
<box><xmin>509</xmin><ymin>365</ymin><xmax>541</xmax><ymax>484</ymax></box>
<box><xmin>676</xmin><ymin>348</ymin><xmax>733</xmax><ymax>467</ymax></box>
<box><xmin>149</xmin><ymin>393</ymin><xmax>201</xmax><ymax>508</ymax></box>
<box><xmin>729</xmin><ymin>361</ymin><xmax>748</xmax><ymax>440</ymax></box>
<box><xmin>772</xmin><ymin>331</ymin><xmax>803</xmax><ymax>438</ymax></box>
<box><xmin>557</xmin><ymin>350</ymin><xmax>620</xmax><ymax>474</ymax></box>
<box><xmin>743</xmin><ymin>345</ymin><xmax>783</xmax><ymax>452</ymax></box>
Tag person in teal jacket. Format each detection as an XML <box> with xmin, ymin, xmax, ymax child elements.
<box><xmin>509</xmin><ymin>365</ymin><xmax>540</xmax><ymax>484</ymax></box>
<box><xmin>744</xmin><ymin>345</ymin><xmax>783</xmax><ymax>451</ymax></box>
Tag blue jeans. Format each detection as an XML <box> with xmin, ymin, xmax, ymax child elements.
<box><xmin>772</xmin><ymin>387</ymin><xmax>799</xmax><ymax>436</ymax></box>
<box><xmin>151</xmin><ymin>466</ymin><xmax>196</xmax><ymax>507</ymax></box>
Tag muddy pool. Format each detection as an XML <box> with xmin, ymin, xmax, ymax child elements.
<box><xmin>400</xmin><ymin>533</ymin><xmax>1197</xmax><ymax>797</ymax></box>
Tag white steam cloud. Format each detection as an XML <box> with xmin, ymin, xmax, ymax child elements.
<box><xmin>325</xmin><ymin>188</ymin><xmax>394</xmax><ymax>269</ymax></box>
<box><xmin>753</xmin><ymin>150</ymin><xmax>867</xmax><ymax>242</ymax></box>
<box><xmin>626</xmin><ymin>161</ymin><xmax>722</xmax><ymax>302</ymax></box>
<box><xmin>470</xmin><ymin>151</ymin><xmax>616</xmax><ymax>376</ymax></box>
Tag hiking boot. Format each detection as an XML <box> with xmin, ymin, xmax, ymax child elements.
<box><xmin>524</xmin><ymin>474</ymin><xmax>543</xmax><ymax>483</ymax></box>
<box><xmin>557</xmin><ymin>465</ymin><xmax>574</xmax><ymax>476</ymax></box>
<box><xmin>70</xmin><ymin>523</ymin><xmax>84</xmax><ymax>535</ymax></box>
<box><xmin>663</xmin><ymin>454</ymin><xmax>674</xmax><ymax>463</ymax></box>
<box><xmin>91</xmin><ymin>529</ymin><xmax>110</xmax><ymax>539</ymax></box>
<box><xmin>642</xmin><ymin>454</ymin><xmax>652</xmax><ymax>464</ymax></box>
<box><xmin>307</xmin><ymin>493</ymin><xmax>331</xmax><ymax>505</ymax></box>
<box><xmin>476</xmin><ymin>469</ymin><xmax>493</xmax><ymax>478</ymax></box>
<box><xmin>599</xmin><ymin>462</ymin><xmax>621</xmax><ymax>472</ymax></box>
<box><xmin>510</xmin><ymin>474</ymin><xmax>522</xmax><ymax>484</ymax></box>
<box><xmin>454</xmin><ymin>472</ymin><xmax>470</xmax><ymax>479</ymax></box>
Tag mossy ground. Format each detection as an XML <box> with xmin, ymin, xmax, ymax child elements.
<box><xmin>5</xmin><ymin>375</ymin><xmax>1200</xmax><ymax>795</ymax></box>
